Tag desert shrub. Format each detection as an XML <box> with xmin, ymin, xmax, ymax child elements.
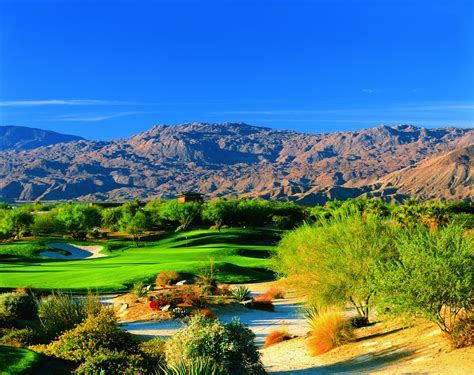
<box><xmin>37</xmin><ymin>293</ymin><xmax>102</xmax><ymax>341</ymax></box>
<box><xmin>263</xmin><ymin>329</ymin><xmax>292</xmax><ymax>348</ymax></box>
<box><xmin>251</xmin><ymin>299</ymin><xmax>275</xmax><ymax>312</ymax></box>
<box><xmin>31</xmin><ymin>308</ymin><xmax>140</xmax><ymax>362</ymax></box>
<box><xmin>149</xmin><ymin>289</ymin><xmax>189</xmax><ymax>311</ymax></box>
<box><xmin>156</xmin><ymin>271</ymin><xmax>180</xmax><ymax>287</ymax></box>
<box><xmin>131</xmin><ymin>280</ymin><xmax>148</xmax><ymax>298</ymax></box>
<box><xmin>273</xmin><ymin>212</ymin><xmax>397</xmax><ymax>320</ymax></box>
<box><xmin>0</xmin><ymin>326</ymin><xmax>38</xmax><ymax>346</ymax></box>
<box><xmin>160</xmin><ymin>358</ymin><xmax>223</xmax><ymax>375</ymax></box>
<box><xmin>139</xmin><ymin>337</ymin><xmax>167</xmax><ymax>369</ymax></box>
<box><xmin>372</xmin><ymin>224</ymin><xmax>473</xmax><ymax>334</ymax></box>
<box><xmin>260</xmin><ymin>287</ymin><xmax>285</xmax><ymax>300</ymax></box>
<box><xmin>231</xmin><ymin>286</ymin><xmax>251</xmax><ymax>302</ymax></box>
<box><xmin>451</xmin><ymin>318</ymin><xmax>474</xmax><ymax>348</ymax></box>
<box><xmin>191</xmin><ymin>308</ymin><xmax>216</xmax><ymax>320</ymax></box>
<box><xmin>0</xmin><ymin>292</ymin><xmax>38</xmax><ymax>325</ymax></box>
<box><xmin>451</xmin><ymin>213</ymin><xmax>474</xmax><ymax>229</ymax></box>
<box><xmin>216</xmin><ymin>285</ymin><xmax>232</xmax><ymax>296</ymax></box>
<box><xmin>198</xmin><ymin>258</ymin><xmax>219</xmax><ymax>295</ymax></box>
<box><xmin>305</xmin><ymin>306</ymin><xmax>354</xmax><ymax>355</ymax></box>
<box><xmin>74</xmin><ymin>350</ymin><xmax>145</xmax><ymax>374</ymax></box>
<box><xmin>165</xmin><ymin>315</ymin><xmax>265</xmax><ymax>375</ymax></box>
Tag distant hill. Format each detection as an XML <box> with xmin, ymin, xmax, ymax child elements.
<box><xmin>0</xmin><ymin>122</ymin><xmax>472</xmax><ymax>203</ymax></box>
<box><xmin>366</xmin><ymin>144</ymin><xmax>473</xmax><ymax>201</ymax></box>
<box><xmin>0</xmin><ymin>125</ymin><xmax>84</xmax><ymax>151</ymax></box>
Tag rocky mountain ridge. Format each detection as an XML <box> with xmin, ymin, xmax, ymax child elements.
<box><xmin>0</xmin><ymin>123</ymin><xmax>472</xmax><ymax>204</ymax></box>
<box><xmin>0</xmin><ymin>125</ymin><xmax>84</xmax><ymax>151</ymax></box>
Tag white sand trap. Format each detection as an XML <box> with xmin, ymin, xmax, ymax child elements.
<box><xmin>40</xmin><ymin>243</ymin><xmax>106</xmax><ymax>260</ymax></box>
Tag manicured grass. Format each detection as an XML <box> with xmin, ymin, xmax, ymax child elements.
<box><xmin>0</xmin><ymin>345</ymin><xmax>42</xmax><ymax>374</ymax></box>
<box><xmin>0</xmin><ymin>228</ymin><xmax>281</xmax><ymax>293</ymax></box>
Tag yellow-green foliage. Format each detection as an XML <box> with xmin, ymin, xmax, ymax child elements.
<box><xmin>30</xmin><ymin>308</ymin><xmax>139</xmax><ymax>362</ymax></box>
<box><xmin>272</xmin><ymin>212</ymin><xmax>397</xmax><ymax>318</ymax></box>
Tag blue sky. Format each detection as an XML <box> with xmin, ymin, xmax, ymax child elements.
<box><xmin>0</xmin><ymin>0</ymin><xmax>473</xmax><ymax>140</ymax></box>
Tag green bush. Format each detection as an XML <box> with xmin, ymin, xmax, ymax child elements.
<box><xmin>165</xmin><ymin>314</ymin><xmax>265</xmax><ymax>375</ymax></box>
<box><xmin>273</xmin><ymin>212</ymin><xmax>397</xmax><ymax>320</ymax></box>
<box><xmin>0</xmin><ymin>292</ymin><xmax>37</xmax><ymax>325</ymax></box>
<box><xmin>139</xmin><ymin>337</ymin><xmax>166</xmax><ymax>369</ymax></box>
<box><xmin>30</xmin><ymin>308</ymin><xmax>140</xmax><ymax>362</ymax></box>
<box><xmin>0</xmin><ymin>327</ymin><xmax>38</xmax><ymax>346</ymax></box>
<box><xmin>373</xmin><ymin>224</ymin><xmax>474</xmax><ymax>334</ymax></box>
<box><xmin>37</xmin><ymin>293</ymin><xmax>102</xmax><ymax>341</ymax></box>
<box><xmin>160</xmin><ymin>358</ymin><xmax>223</xmax><ymax>375</ymax></box>
<box><xmin>74</xmin><ymin>350</ymin><xmax>146</xmax><ymax>375</ymax></box>
<box><xmin>231</xmin><ymin>286</ymin><xmax>251</xmax><ymax>302</ymax></box>
<box><xmin>131</xmin><ymin>280</ymin><xmax>148</xmax><ymax>298</ymax></box>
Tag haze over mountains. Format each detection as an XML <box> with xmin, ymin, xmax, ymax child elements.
<box><xmin>0</xmin><ymin>123</ymin><xmax>472</xmax><ymax>204</ymax></box>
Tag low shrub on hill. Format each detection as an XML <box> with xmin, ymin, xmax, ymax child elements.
<box><xmin>165</xmin><ymin>315</ymin><xmax>265</xmax><ymax>375</ymax></box>
<box><xmin>373</xmin><ymin>224</ymin><xmax>473</xmax><ymax>334</ymax></box>
<box><xmin>0</xmin><ymin>292</ymin><xmax>37</xmax><ymax>326</ymax></box>
<box><xmin>156</xmin><ymin>271</ymin><xmax>180</xmax><ymax>287</ymax></box>
<box><xmin>38</xmin><ymin>293</ymin><xmax>102</xmax><ymax>341</ymax></box>
<box><xmin>231</xmin><ymin>286</ymin><xmax>251</xmax><ymax>302</ymax></box>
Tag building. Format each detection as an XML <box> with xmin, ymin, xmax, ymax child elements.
<box><xmin>177</xmin><ymin>192</ymin><xmax>205</xmax><ymax>203</ymax></box>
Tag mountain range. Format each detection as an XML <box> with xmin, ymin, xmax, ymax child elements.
<box><xmin>0</xmin><ymin>123</ymin><xmax>472</xmax><ymax>204</ymax></box>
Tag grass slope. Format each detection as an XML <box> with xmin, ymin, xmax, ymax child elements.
<box><xmin>0</xmin><ymin>228</ymin><xmax>280</xmax><ymax>293</ymax></box>
<box><xmin>0</xmin><ymin>345</ymin><xmax>42</xmax><ymax>374</ymax></box>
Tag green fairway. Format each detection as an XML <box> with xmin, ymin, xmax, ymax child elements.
<box><xmin>0</xmin><ymin>345</ymin><xmax>42</xmax><ymax>374</ymax></box>
<box><xmin>0</xmin><ymin>229</ymin><xmax>280</xmax><ymax>293</ymax></box>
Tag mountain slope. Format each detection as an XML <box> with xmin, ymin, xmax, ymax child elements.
<box><xmin>0</xmin><ymin>123</ymin><xmax>472</xmax><ymax>203</ymax></box>
<box><xmin>367</xmin><ymin>144</ymin><xmax>473</xmax><ymax>201</ymax></box>
<box><xmin>0</xmin><ymin>126</ymin><xmax>84</xmax><ymax>150</ymax></box>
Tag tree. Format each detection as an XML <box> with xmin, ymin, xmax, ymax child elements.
<box><xmin>160</xmin><ymin>200</ymin><xmax>202</xmax><ymax>231</ymax></box>
<box><xmin>54</xmin><ymin>203</ymin><xmax>102</xmax><ymax>239</ymax></box>
<box><xmin>144</xmin><ymin>199</ymin><xmax>165</xmax><ymax>227</ymax></box>
<box><xmin>101</xmin><ymin>206</ymin><xmax>124</xmax><ymax>231</ymax></box>
<box><xmin>372</xmin><ymin>224</ymin><xmax>473</xmax><ymax>334</ymax></box>
<box><xmin>119</xmin><ymin>211</ymin><xmax>149</xmax><ymax>246</ymax></box>
<box><xmin>0</xmin><ymin>208</ymin><xmax>34</xmax><ymax>239</ymax></box>
<box><xmin>273</xmin><ymin>211</ymin><xmax>397</xmax><ymax>320</ymax></box>
<box><xmin>30</xmin><ymin>212</ymin><xmax>60</xmax><ymax>237</ymax></box>
<box><xmin>237</xmin><ymin>200</ymin><xmax>270</xmax><ymax>229</ymax></box>
<box><xmin>201</xmin><ymin>199</ymin><xmax>238</xmax><ymax>230</ymax></box>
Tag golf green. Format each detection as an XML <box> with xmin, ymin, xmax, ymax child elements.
<box><xmin>0</xmin><ymin>228</ymin><xmax>280</xmax><ymax>293</ymax></box>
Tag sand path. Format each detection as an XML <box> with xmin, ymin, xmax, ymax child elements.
<box><xmin>120</xmin><ymin>282</ymin><xmax>309</xmax><ymax>345</ymax></box>
<box><xmin>40</xmin><ymin>243</ymin><xmax>106</xmax><ymax>260</ymax></box>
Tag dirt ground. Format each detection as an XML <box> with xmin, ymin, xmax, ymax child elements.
<box><xmin>111</xmin><ymin>281</ymin><xmax>473</xmax><ymax>374</ymax></box>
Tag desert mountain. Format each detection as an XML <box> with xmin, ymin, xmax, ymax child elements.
<box><xmin>0</xmin><ymin>123</ymin><xmax>472</xmax><ymax>203</ymax></box>
<box><xmin>366</xmin><ymin>144</ymin><xmax>473</xmax><ymax>201</ymax></box>
<box><xmin>0</xmin><ymin>125</ymin><xmax>84</xmax><ymax>151</ymax></box>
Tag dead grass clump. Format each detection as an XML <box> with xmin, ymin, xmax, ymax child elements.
<box><xmin>261</xmin><ymin>287</ymin><xmax>285</xmax><ymax>300</ymax></box>
<box><xmin>156</xmin><ymin>271</ymin><xmax>180</xmax><ymax>287</ymax></box>
<box><xmin>191</xmin><ymin>308</ymin><xmax>216</xmax><ymax>320</ymax></box>
<box><xmin>306</xmin><ymin>307</ymin><xmax>354</xmax><ymax>355</ymax></box>
<box><xmin>451</xmin><ymin>317</ymin><xmax>474</xmax><ymax>348</ymax></box>
<box><xmin>263</xmin><ymin>329</ymin><xmax>292</xmax><ymax>348</ymax></box>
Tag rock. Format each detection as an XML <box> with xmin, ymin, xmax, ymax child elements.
<box><xmin>146</xmin><ymin>284</ymin><xmax>153</xmax><ymax>291</ymax></box>
<box><xmin>240</xmin><ymin>300</ymin><xmax>254</xmax><ymax>308</ymax></box>
<box><xmin>162</xmin><ymin>305</ymin><xmax>171</xmax><ymax>312</ymax></box>
<box><xmin>176</xmin><ymin>280</ymin><xmax>187</xmax><ymax>286</ymax></box>
<box><xmin>118</xmin><ymin>303</ymin><xmax>128</xmax><ymax>313</ymax></box>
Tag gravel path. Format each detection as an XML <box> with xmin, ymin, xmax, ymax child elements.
<box><xmin>40</xmin><ymin>243</ymin><xmax>106</xmax><ymax>260</ymax></box>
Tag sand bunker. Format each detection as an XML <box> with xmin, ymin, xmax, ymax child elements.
<box><xmin>40</xmin><ymin>243</ymin><xmax>106</xmax><ymax>260</ymax></box>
